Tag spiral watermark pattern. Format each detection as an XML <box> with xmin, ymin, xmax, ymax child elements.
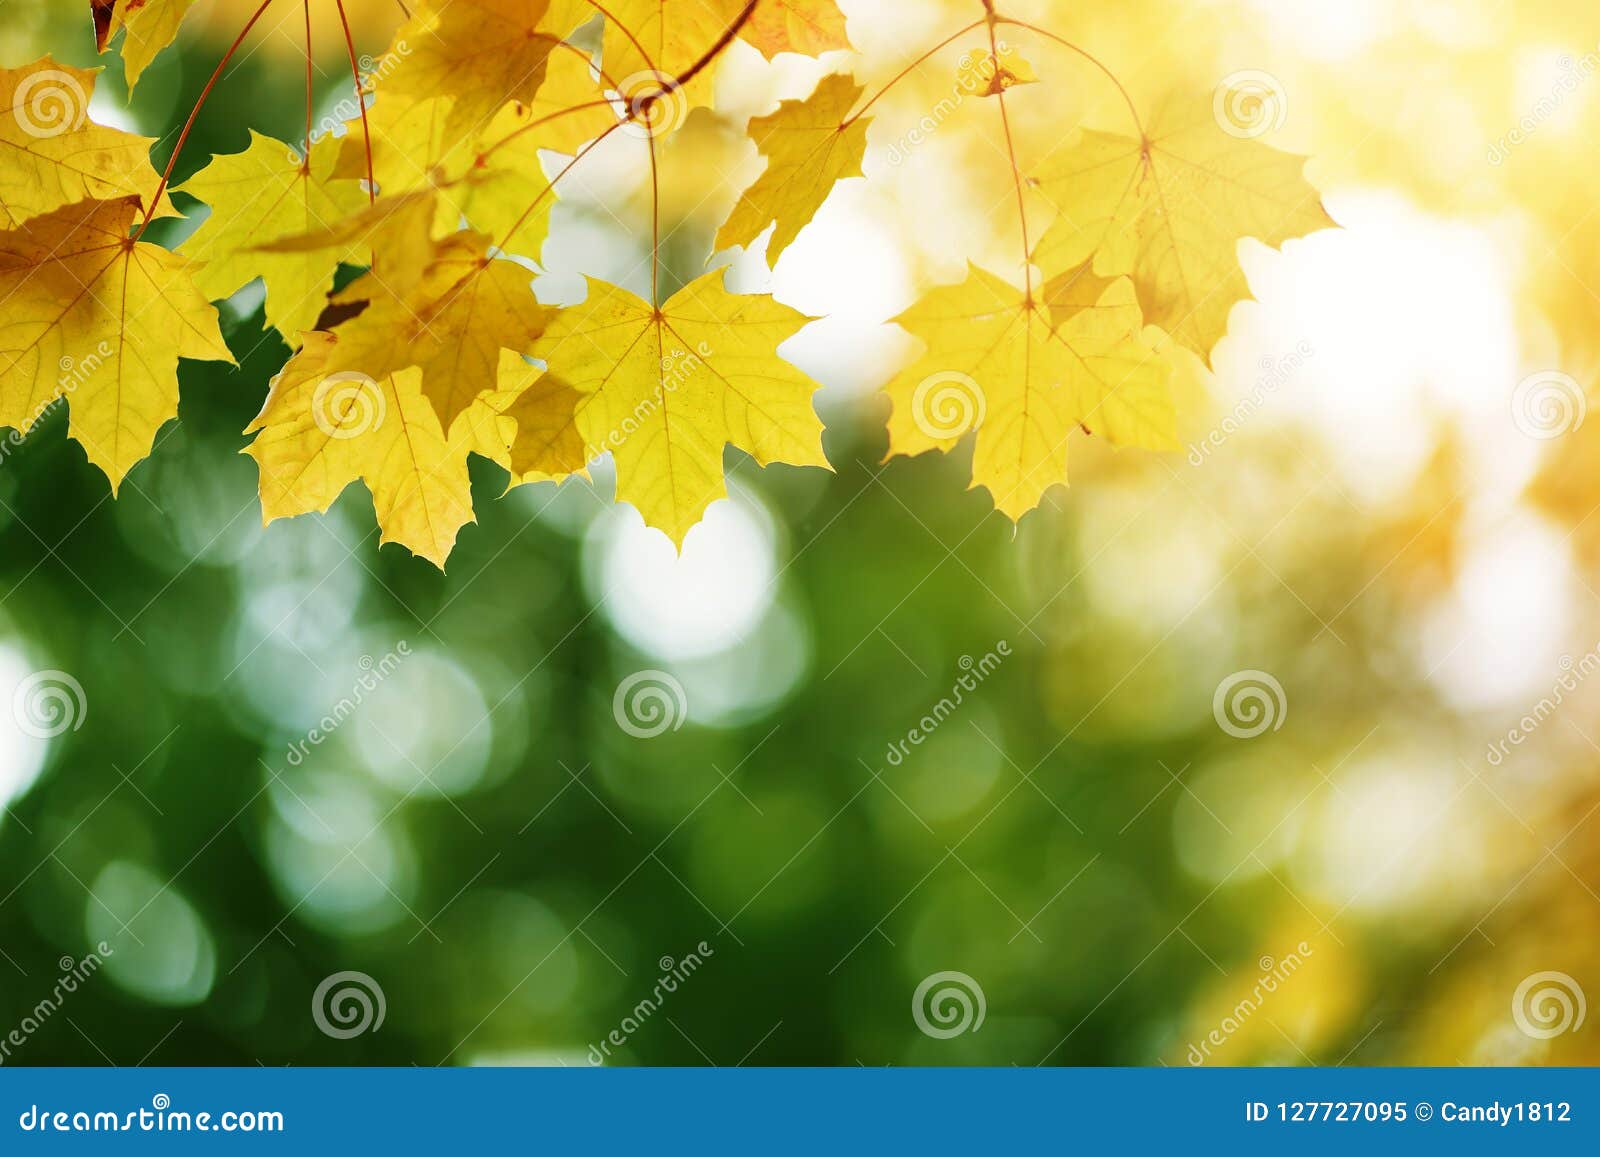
<box><xmin>1212</xmin><ymin>669</ymin><xmax>1286</xmax><ymax>739</ymax></box>
<box><xmin>1213</xmin><ymin>70</ymin><xmax>1287</xmax><ymax>139</ymax></box>
<box><xmin>12</xmin><ymin>670</ymin><xmax>87</xmax><ymax>740</ymax></box>
<box><xmin>615</xmin><ymin>71</ymin><xmax>689</xmax><ymax>139</ymax></box>
<box><xmin>1511</xmin><ymin>370</ymin><xmax>1586</xmax><ymax>439</ymax></box>
<box><xmin>312</xmin><ymin>971</ymin><xmax>387</xmax><ymax>1039</ymax></box>
<box><xmin>613</xmin><ymin>670</ymin><xmax>687</xmax><ymax>738</ymax></box>
<box><xmin>1511</xmin><ymin>971</ymin><xmax>1586</xmax><ymax>1039</ymax></box>
<box><xmin>911</xmin><ymin>371</ymin><xmax>985</xmax><ymax>439</ymax></box>
<box><xmin>311</xmin><ymin>372</ymin><xmax>386</xmax><ymax>440</ymax></box>
<box><xmin>12</xmin><ymin>69</ymin><xmax>88</xmax><ymax>138</ymax></box>
<box><xmin>912</xmin><ymin>970</ymin><xmax>986</xmax><ymax>1039</ymax></box>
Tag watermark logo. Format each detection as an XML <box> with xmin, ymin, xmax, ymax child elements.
<box><xmin>1187</xmin><ymin>342</ymin><xmax>1313</xmax><ymax>464</ymax></box>
<box><xmin>12</xmin><ymin>670</ymin><xmax>87</xmax><ymax>740</ymax></box>
<box><xmin>13</xmin><ymin>70</ymin><xmax>88</xmax><ymax>138</ymax></box>
<box><xmin>1213</xmin><ymin>70</ymin><xmax>1287</xmax><ymax>139</ymax></box>
<box><xmin>885</xmin><ymin>641</ymin><xmax>1010</xmax><ymax>766</ymax></box>
<box><xmin>312</xmin><ymin>373</ymin><xmax>386</xmax><ymax>440</ymax></box>
<box><xmin>912</xmin><ymin>970</ymin><xmax>986</xmax><ymax>1039</ymax></box>
<box><xmin>1185</xmin><ymin>942</ymin><xmax>1314</xmax><ymax>1064</ymax></box>
<box><xmin>587</xmin><ymin>942</ymin><xmax>715</xmax><ymax>1064</ymax></box>
<box><xmin>0</xmin><ymin>943</ymin><xmax>114</xmax><ymax>1065</ymax></box>
<box><xmin>312</xmin><ymin>971</ymin><xmax>386</xmax><ymax>1039</ymax></box>
<box><xmin>1212</xmin><ymin>669</ymin><xmax>1286</xmax><ymax>739</ymax></box>
<box><xmin>285</xmin><ymin>643</ymin><xmax>410</xmax><ymax>767</ymax></box>
<box><xmin>615</xmin><ymin>71</ymin><xmax>689</xmax><ymax>139</ymax></box>
<box><xmin>612</xmin><ymin>670</ymin><xmax>688</xmax><ymax>739</ymax></box>
<box><xmin>1511</xmin><ymin>370</ymin><xmax>1585</xmax><ymax>439</ymax></box>
<box><xmin>911</xmin><ymin>371</ymin><xmax>985</xmax><ymax>440</ymax></box>
<box><xmin>1512</xmin><ymin>971</ymin><xmax>1586</xmax><ymax>1039</ymax></box>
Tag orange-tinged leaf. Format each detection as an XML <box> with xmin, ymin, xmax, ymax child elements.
<box><xmin>740</xmin><ymin>0</ymin><xmax>852</xmax><ymax>58</ymax></box>
<box><xmin>883</xmin><ymin>264</ymin><xmax>1174</xmax><ymax>521</ymax></box>
<box><xmin>717</xmin><ymin>72</ymin><xmax>868</xmax><ymax>266</ymax></box>
<box><xmin>179</xmin><ymin>132</ymin><xmax>368</xmax><ymax>340</ymax></box>
<box><xmin>531</xmin><ymin>269</ymin><xmax>829</xmax><ymax>545</ymax></box>
<box><xmin>1</xmin><ymin>57</ymin><xmax>169</xmax><ymax>229</ymax></box>
<box><xmin>1030</xmin><ymin>94</ymin><xmax>1335</xmax><ymax>362</ymax></box>
<box><xmin>0</xmin><ymin>196</ymin><xmax>232</xmax><ymax>490</ymax></box>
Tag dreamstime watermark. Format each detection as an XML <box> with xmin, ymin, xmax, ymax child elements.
<box><xmin>1</xmin><ymin>342</ymin><xmax>114</xmax><ymax>465</ymax></box>
<box><xmin>11</xmin><ymin>669</ymin><xmax>87</xmax><ymax>740</ymax></box>
<box><xmin>585</xmin><ymin>342</ymin><xmax>711</xmax><ymax>461</ymax></box>
<box><xmin>909</xmin><ymin>371</ymin><xmax>985</xmax><ymax>440</ymax></box>
<box><xmin>1213</xmin><ymin>70</ymin><xmax>1287</xmax><ymax>139</ymax></box>
<box><xmin>1485</xmin><ymin>644</ymin><xmax>1600</xmax><ymax>766</ymax></box>
<box><xmin>912</xmin><ymin>971</ymin><xmax>986</xmax><ymax>1039</ymax></box>
<box><xmin>884</xmin><ymin>640</ymin><xmax>1010</xmax><ymax>766</ymax></box>
<box><xmin>883</xmin><ymin>41</ymin><xmax>1019</xmax><ymax>165</ymax></box>
<box><xmin>1187</xmin><ymin>342</ymin><xmax>1313</xmax><ymax>465</ymax></box>
<box><xmin>284</xmin><ymin>643</ymin><xmax>410</xmax><ymax>767</ymax></box>
<box><xmin>294</xmin><ymin>39</ymin><xmax>413</xmax><ymax>154</ymax></box>
<box><xmin>612</xmin><ymin>670</ymin><xmax>687</xmax><ymax>738</ymax></box>
<box><xmin>1511</xmin><ymin>370</ymin><xmax>1586</xmax><ymax>439</ymax></box>
<box><xmin>0</xmin><ymin>943</ymin><xmax>114</xmax><ymax>1065</ymax></box>
<box><xmin>1511</xmin><ymin>971</ymin><xmax>1586</xmax><ymax>1039</ymax></box>
<box><xmin>311</xmin><ymin>372</ymin><xmax>386</xmax><ymax>439</ymax></box>
<box><xmin>1488</xmin><ymin>45</ymin><xmax>1600</xmax><ymax>164</ymax></box>
<box><xmin>312</xmin><ymin>971</ymin><xmax>386</xmax><ymax>1039</ymax></box>
<box><xmin>614</xmin><ymin>71</ymin><xmax>690</xmax><ymax>139</ymax></box>
<box><xmin>1184</xmin><ymin>941</ymin><xmax>1314</xmax><ymax>1064</ymax></box>
<box><xmin>1212</xmin><ymin>669</ymin><xmax>1286</xmax><ymax>738</ymax></box>
<box><xmin>11</xmin><ymin>69</ymin><xmax>88</xmax><ymax>138</ymax></box>
<box><xmin>587</xmin><ymin>942</ymin><xmax>715</xmax><ymax>1064</ymax></box>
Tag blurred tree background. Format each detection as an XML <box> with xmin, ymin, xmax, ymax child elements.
<box><xmin>2</xmin><ymin>0</ymin><xmax>1600</xmax><ymax>1065</ymax></box>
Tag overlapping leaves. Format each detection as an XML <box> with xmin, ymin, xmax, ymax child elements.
<box><xmin>1</xmin><ymin>1</ymin><xmax>1336</xmax><ymax>567</ymax></box>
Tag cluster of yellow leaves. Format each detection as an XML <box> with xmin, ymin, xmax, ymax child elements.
<box><xmin>0</xmin><ymin>57</ymin><xmax>229</xmax><ymax>490</ymax></box>
<box><xmin>879</xmin><ymin>63</ymin><xmax>1334</xmax><ymax>518</ymax></box>
<box><xmin>1</xmin><ymin>0</ymin><xmax>1336</xmax><ymax>569</ymax></box>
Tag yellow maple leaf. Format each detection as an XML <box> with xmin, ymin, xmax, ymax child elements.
<box><xmin>0</xmin><ymin>196</ymin><xmax>233</xmax><ymax>490</ymax></box>
<box><xmin>883</xmin><ymin>264</ymin><xmax>1174</xmax><ymax>521</ymax></box>
<box><xmin>1</xmin><ymin>57</ymin><xmax>169</xmax><ymax>229</ymax></box>
<box><xmin>99</xmin><ymin>0</ymin><xmax>199</xmax><ymax>91</ymax></box>
<box><xmin>336</xmin><ymin>50</ymin><xmax>615</xmax><ymax>253</ymax></box>
<box><xmin>605</xmin><ymin>0</ymin><xmax>851</xmax><ymax>90</ymax></box>
<box><xmin>248</xmin><ymin>341</ymin><xmax>584</xmax><ymax>567</ymax></box>
<box><xmin>531</xmin><ymin>269</ymin><xmax>829</xmax><ymax>545</ymax></box>
<box><xmin>245</xmin><ymin>333</ymin><xmax>530</xmax><ymax>568</ymax></box>
<box><xmin>717</xmin><ymin>71</ymin><xmax>869</xmax><ymax>266</ymax></box>
<box><xmin>179</xmin><ymin>132</ymin><xmax>368</xmax><ymax>340</ymax></box>
<box><xmin>379</xmin><ymin>0</ymin><xmax>567</xmax><ymax>141</ymax></box>
<box><xmin>262</xmin><ymin>201</ymin><xmax>553</xmax><ymax>430</ymax></box>
<box><xmin>1030</xmin><ymin>95</ymin><xmax>1334</xmax><ymax>362</ymax></box>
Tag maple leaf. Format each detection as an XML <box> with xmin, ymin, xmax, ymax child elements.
<box><xmin>1</xmin><ymin>57</ymin><xmax>170</xmax><ymax>229</ymax></box>
<box><xmin>739</xmin><ymin>0</ymin><xmax>852</xmax><ymax>58</ymax></box>
<box><xmin>261</xmin><ymin>199</ymin><xmax>554</xmax><ymax>430</ymax></box>
<box><xmin>1030</xmin><ymin>95</ymin><xmax>1334</xmax><ymax>362</ymax></box>
<box><xmin>335</xmin><ymin>50</ymin><xmax>615</xmax><ymax>254</ymax></box>
<box><xmin>0</xmin><ymin>196</ymin><xmax>233</xmax><ymax>489</ymax></box>
<box><xmin>531</xmin><ymin>269</ymin><xmax>829</xmax><ymax>545</ymax></box>
<box><xmin>716</xmin><ymin>71</ymin><xmax>869</xmax><ymax>266</ymax></box>
<box><xmin>883</xmin><ymin>264</ymin><xmax>1174</xmax><ymax>521</ymax></box>
<box><xmin>97</xmin><ymin>0</ymin><xmax>199</xmax><ymax>91</ymax></box>
<box><xmin>605</xmin><ymin>0</ymin><xmax>850</xmax><ymax>85</ymax></box>
<box><xmin>245</xmin><ymin>335</ymin><xmax>553</xmax><ymax>568</ymax></box>
<box><xmin>178</xmin><ymin>132</ymin><xmax>369</xmax><ymax>340</ymax></box>
<box><xmin>377</xmin><ymin>0</ymin><xmax>569</xmax><ymax>141</ymax></box>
